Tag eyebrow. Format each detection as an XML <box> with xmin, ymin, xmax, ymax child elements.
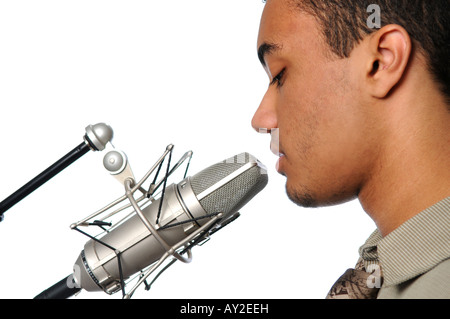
<box><xmin>257</xmin><ymin>42</ymin><xmax>282</xmax><ymax>67</ymax></box>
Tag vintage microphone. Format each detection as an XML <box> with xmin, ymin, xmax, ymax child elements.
<box><xmin>0</xmin><ymin>123</ymin><xmax>113</xmax><ymax>222</ymax></box>
<box><xmin>34</xmin><ymin>148</ymin><xmax>268</xmax><ymax>299</ymax></box>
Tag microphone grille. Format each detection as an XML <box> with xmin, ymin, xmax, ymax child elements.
<box><xmin>190</xmin><ymin>153</ymin><xmax>268</xmax><ymax>218</ymax></box>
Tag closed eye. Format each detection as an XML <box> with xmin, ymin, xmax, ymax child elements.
<box><xmin>270</xmin><ymin>68</ymin><xmax>286</xmax><ymax>88</ymax></box>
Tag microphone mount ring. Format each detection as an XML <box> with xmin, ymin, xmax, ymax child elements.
<box><xmin>123</xmin><ymin>213</ymin><xmax>223</xmax><ymax>299</ymax></box>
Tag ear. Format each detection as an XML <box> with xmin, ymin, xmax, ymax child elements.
<box><xmin>366</xmin><ymin>24</ymin><xmax>412</xmax><ymax>98</ymax></box>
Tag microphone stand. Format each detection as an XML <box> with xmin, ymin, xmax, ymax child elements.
<box><xmin>0</xmin><ymin>123</ymin><xmax>113</xmax><ymax>222</ymax></box>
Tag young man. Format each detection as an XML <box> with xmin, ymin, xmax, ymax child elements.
<box><xmin>252</xmin><ymin>0</ymin><xmax>449</xmax><ymax>298</ymax></box>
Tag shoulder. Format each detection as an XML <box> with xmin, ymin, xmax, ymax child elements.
<box><xmin>378</xmin><ymin>258</ymin><xmax>450</xmax><ymax>299</ymax></box>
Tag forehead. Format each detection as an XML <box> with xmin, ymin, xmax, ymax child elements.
<box><xmin>258</xmin><ymin>0</ymin><xmax>292</xmax><ymax>45</ymax></box>
<box><xmin>257</xmin><ymin>0</ymin><xmax>326</xmax><ymax>57</ymax></box>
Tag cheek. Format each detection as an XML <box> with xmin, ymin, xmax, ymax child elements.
<box><xmin>278</xmin><ymin>64</ymin><xmax>364</xmax><ymax>169</ymax></box>
<box><xmin>276</xmin><ymin>72</ymin><xmax>327</xmax><ymax>155</ymax></box>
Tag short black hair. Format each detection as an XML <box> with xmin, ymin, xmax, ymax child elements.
<box><xmin>288</xmin><ymin>0</ymin><xmax>450</xmax><ymax>104</ymax></box>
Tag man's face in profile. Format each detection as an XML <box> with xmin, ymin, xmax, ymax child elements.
<box><xmin>253</xmin><ymin>0</ymin><xmax>379</xmax><ymax>208</ymax></box>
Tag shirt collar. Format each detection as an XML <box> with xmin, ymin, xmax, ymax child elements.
<box><xmin>359</xmin><ymin>197</ymin><xmax>450</xmax><ymax>287</ymax></box>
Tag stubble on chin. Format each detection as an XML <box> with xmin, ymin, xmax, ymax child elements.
<box><xmin>285</xmin><ymin>183</ymin><xmax>318</xmax><ymax>208</ymax></box>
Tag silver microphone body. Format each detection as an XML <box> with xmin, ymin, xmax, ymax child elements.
<box><xmin>73</xmin><ymin>153</ymin><xmax>268</xmax><ymax>294</ymax></box>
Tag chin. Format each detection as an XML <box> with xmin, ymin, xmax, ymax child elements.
<box><xmin>285</xmin><ymin>180</ymin><xmax>357</xmax><ymax>209</ymax></box>
<box><xmin>285</xmin><ymin>183</ymin><xmax>318</xmax><ymax>208</ymax></box>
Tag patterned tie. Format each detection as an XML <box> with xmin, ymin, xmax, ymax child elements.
<box><xmin>326</xmin><ymin>258</ymin><xmax>383</xmax><ymax>299</ymax></box>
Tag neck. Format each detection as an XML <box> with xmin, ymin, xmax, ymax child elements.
<box><xmin>358</xmin><ymin>79</ymin><xmax>450</xmax><ymax>237</ymax></box>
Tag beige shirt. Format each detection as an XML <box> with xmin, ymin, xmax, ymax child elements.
<box><xmin>358</xmin><ymin>197</ymin><xmax>450</xmax><ymax>299</ymax></box>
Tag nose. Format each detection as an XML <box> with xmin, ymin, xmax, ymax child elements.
<box><xmin>251</xmin><ymin>89</ymin><xmax>278</xmax><ymax>133</ymax></box>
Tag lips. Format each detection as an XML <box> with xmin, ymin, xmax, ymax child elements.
<box><xmin>269</xmin><ymin>128</ymin><xmax>286</xmax><ymax>173</ymax></box>
<box><xmin>270</xmin><ymin>130</ymin><xmax>284</xmax><ymax>156</ymax></box>
<box><xmin>270</xmin><ymin>128</ymin><xmax>281</xmax><ymax>156</ymax></box>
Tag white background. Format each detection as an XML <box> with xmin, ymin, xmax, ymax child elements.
<box><xmin>0</xmin><ymin>1</ymin><xmax>375</xmax><ymax>299</ymax></box>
